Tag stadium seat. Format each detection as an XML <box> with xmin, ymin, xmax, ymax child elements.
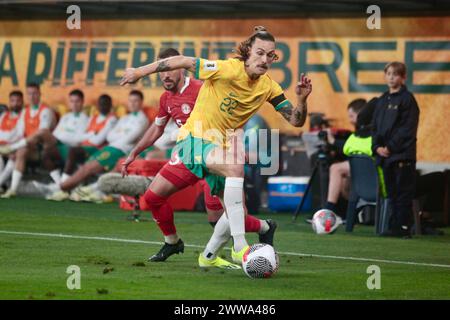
<box><xmin>54</xmin><ymin>103</ymin><xmax>68</xmax><ymax>116</ymax></box>
<box><xmin>410</xmin><ymin>170</ymin><xmax>450</xmax><ymax>233</ymax></box>
<box><xmin>345</xmin><ymin>155</ymin><xmax>378</xmax><ymax>232</ymax></box>
<box><xmin>83</xmin><ymin>105</ymin><xmax>95</xmax><ymax>116</ymax></box>
<box><xmin>114</xmin><ymin>105</ymin><xmax>127</xmax><ymax>118</ymax></box>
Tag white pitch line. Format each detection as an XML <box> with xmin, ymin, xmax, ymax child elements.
<box><xmin>1</xmin><ymin>230</ymin><xmax>450</xmax><ymax>269</ymax></box>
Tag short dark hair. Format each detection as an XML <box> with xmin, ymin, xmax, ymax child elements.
<box><xmin>26</xmin><ymin>82</ymin><xmax>40</xmax><ymax>90</ymax></box>
<box><xmin>384</xmin><ymin>61</ymin><xmax>406</xmax><ymax>78</ymax></box>
<box><xmin>235</xmin><ymin>26</ymin><xmax>278</xmax><ymax>62</ymax></box>
<box><xmin>157</xmin><ymin>48</ymin><xmax>181</xmax><ymax>60</ymax></box>
<box><xmin>355</xmin><ymin>97</ymin><xmax>378</xmax><ymax>138</ymax></box>
<box><xmin>347</xmin><ymin>98</ymin><xmax>367</xmax><ymax>114</ymax></box>
<box><xmin>69</xmin><ymin>89</ymin><xmax>84</xmax><ymax>100</ymax></box>
<box><xmin>98</xmin><ymin>94</ymin><xmax>112</xmax><ymax>109</ymax></box>
<box><xmin>9</xmin><ymin>90</ymin><xmax>23</xmax><ymax>98</ymax></box>
<box><xmin>129</xmin><ymin>90</ymin><xmax>144</xmax><ymax>100</ymax></box>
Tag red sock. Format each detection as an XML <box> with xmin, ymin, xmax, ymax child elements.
<box><xmin>245</xmin><ymin>214</ymin><xmax>261</xmax><ymax>233</ymax></box>
<box><xmin>143</xmin><ymin>189</ymin><xmax>176</xmax><ymax>236</ymax></box>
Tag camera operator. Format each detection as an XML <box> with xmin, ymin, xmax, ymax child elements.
<box><xmin>321</xmin><ymin>98</ymin><xmax>372</xmax><ymax>219</ymax></box>
<box><xmin>301</xmin><ymin>112</ymin><xmax>350</xmax><ymax>215</ymax></box>
<box><xmin>309</xmin><ymin>113</ymin><xmax>351</xmax><ymax>164</ymax></box>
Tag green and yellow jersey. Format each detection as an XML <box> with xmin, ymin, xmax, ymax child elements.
<box><xmin>178</xmin><ymin>58</ymin><xmax>289</xmax><ymax>146</ymax></box>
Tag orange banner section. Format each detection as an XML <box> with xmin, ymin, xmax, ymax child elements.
<box><xmin>0</xmin><ymin>17</ymin><xmax>449</xmax><ymax>162</ymax></box>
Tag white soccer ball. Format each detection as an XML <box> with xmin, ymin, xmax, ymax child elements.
<box><xmin>242</xmin><ymin>243</ymin><xmax>279</xmax><ymax>279</ymax></box>
<box><xmin>311</xmin><ymin>209</ymin><xmax>340</xmax><ymax>234</ymax></box>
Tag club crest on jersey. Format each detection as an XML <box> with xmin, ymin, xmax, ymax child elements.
<box><xmin>203</xmin><ymin>60</ymin><xmax>217</xmax><ymax>71</ymax></box>
<box><xmin>181</xmin><ymin>104</ymin><xmax>191</xmax><ymax>114</ymax></box>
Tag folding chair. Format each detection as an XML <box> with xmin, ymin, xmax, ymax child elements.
<box><xmin>345</xmin><ymin>155</ymin><xmax>378</xmax><ymax>232</ymax></box>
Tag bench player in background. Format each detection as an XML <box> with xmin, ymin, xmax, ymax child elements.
<box><xmin>0</xmin><ymin>91</ymin><xmax>24</xmax><ymax>192</ymax></box>
<box><xmin>0</xmin><ymin>83</ymin><xmax>56</xmax><ymax>198</ymax></box>
<box><xmin>34</xmin><ymin>89</ymin><xmax>90</xmax><ymax>186</ymax></box>
<box><xmin>58</xmin><ymin>94</ymin><xmax>117</xmax><ymax>188</ymax></box>
<box><xmin>46</xmin><ymin>90</ymin><xmax>148</xmax><ymax>201</ymax></box>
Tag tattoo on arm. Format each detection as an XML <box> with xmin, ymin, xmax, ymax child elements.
<box><xmin>278</xmin><ymin>103</ymin><xmax>293</xmax><ymax>122</ymax></box>
<box><xmin>189</xmin><ymin>58</ymin><xmax>197</xmax><ymax>73</ymax></box>
<box><xmin>278</xmin><ymin>101</ymin><xmax>307</xmax><ymax>127</ymax></box>
<box><xmin>155</xmin><ymin>60</ymin><xmax>170</xmax><ymax>72</ymax></box>
<box><xmin>294</xmin><ymin>101</ymin><xmax>307</xmax><ymax>127</ymax></box>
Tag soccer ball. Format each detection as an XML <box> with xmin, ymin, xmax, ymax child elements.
<box><xmin>242</xmin><ymin>243</ymin><xmax>279</xmax><ymax>279</ymax></box>
<box><xmin>311</xmin><ymin>209</ymin><xmax>340</xmax><ymax>234</ymax></box>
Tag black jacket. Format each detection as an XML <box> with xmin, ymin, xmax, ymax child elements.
<box><xmin>372</xmin><ymin>86</ymin><xmax>420</xmax><ymax>166</ymax></box>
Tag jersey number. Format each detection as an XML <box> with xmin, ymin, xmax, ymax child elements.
<box><xmin>220</xmin><ymin>93</ymin><xmax>239</xmax><ymax>115</ymax></box>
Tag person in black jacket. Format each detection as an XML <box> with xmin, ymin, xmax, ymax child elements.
<box><xmin>372</xmin><ymin>61</ymin><xmax>420</xmax><ymax>238</ymax></box>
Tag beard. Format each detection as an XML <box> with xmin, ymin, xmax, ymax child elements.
<box><xmin>162</xmin><ymin>79</ymin><xmax>179</xmax><ymax>91</ymax></box>
<box><xmin>163</xmin><ymin>83</ymin><xmax>175</xmax><ymax>90</ymax></box>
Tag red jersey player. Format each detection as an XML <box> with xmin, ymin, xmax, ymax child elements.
<box><xmin>122</xmin><ymin>48</ymin><xmax>276</xmax><ymax>267</ymax></box>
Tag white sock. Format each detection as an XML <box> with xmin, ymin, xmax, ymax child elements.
<box><xmin>10</xmin><ymin>169</ymin><xmax>23</xmax><ymax>192</ymax></box>
<box><xmin>203</xmin><ymin>214</ymin><xmax>231</xmax><ymax>260</ymax></box>
<box><xmin>50</xmin><ymin>169</ymin><xmax>61</xmax><ymax>184</ymax></box>
<box><xmin>224</xmin><ymin>177</ymin><xmax>247</xmax><ymax>251</ymax></box>
<box><xmin>0</xmin><ymin>159</ymin><xmax>15</xmax><ymax>186</ymax></box>
<box><xmin>61</xmin><ymin>173</ymin><xmax>71</xmax><ymax>183</ymax></box>
<box><xmin>10</xmin><ymin>138</ymin><xmax>27</xmax><ymax>151</ymax></box>
<box><xmin>164</xmin><ymin>234</ymin><xmax>179</xmax><ymax>245</ymax></box>
<box><xmin>259</xmin><ymin>220</ymin><xmax>270</xmax><ymax>234</ymax></box>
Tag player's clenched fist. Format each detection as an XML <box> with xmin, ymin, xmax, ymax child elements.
<box><xmin>120</xmin><ymin>67</ymin><xmax>143</xmax><ymax>86</ymax></box>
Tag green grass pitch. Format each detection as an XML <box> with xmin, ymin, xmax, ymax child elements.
<box><xmin>0</xmin><ymin>197</ymin><xmax>449</xmax><ymax>300</ymax></box>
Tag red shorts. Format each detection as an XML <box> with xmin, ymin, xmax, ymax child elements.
<box><xmin>159</xmin><ymin>160</ymin><xmax>223</xmax><ymax>212</ymax></box>
<box><xmin>159</xmin><ymin>159</ymin><xmax>199</xmax><ymax>189</ymax></box>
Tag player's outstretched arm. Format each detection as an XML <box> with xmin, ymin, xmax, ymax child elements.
<box><xmin>278</xmin><ymin>73</ymin><xmax>312</xmax><ymax>127</ymax></box>
<box><xmin>120</xmin><ymin>55</ymin><xmax>197</xmax><ymax>86</ymax></box>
